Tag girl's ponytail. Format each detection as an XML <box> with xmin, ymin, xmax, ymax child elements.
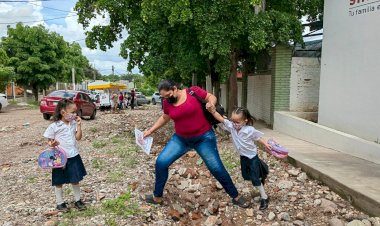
<box><xmin>233</xmin><ymin>107</ymin><xmax>257</xmax><ymax>126</ymax></box>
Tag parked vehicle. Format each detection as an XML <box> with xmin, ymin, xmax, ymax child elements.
<box><xmin>135</xmin><ymin>94</ymin><xmax>151</xmax><ymax>106</ymax></box>
<box><xmin>40</xmin><ymin>90</ymin><xmax>96</xmax><ymax>120</ymax></box>
<box><xmin>91</xmin><ymin>90</ymin><xmax>110</xmax><ymax>110</ymax></box>
<box><xmin>151</xmin><ymin>92</ymin><xmax>162</xmax><ymax>105</ymax></box>
<box><xmin>0</xmin><ymin>93</ymin><xmax>9</xmax><ymax>112</ymax></box>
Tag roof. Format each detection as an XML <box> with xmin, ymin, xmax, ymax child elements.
<box><xmin>88</xmin><ymin>80</ymin><xmax>127</xmax><ymax>90</ymax></box>
<box><xmin>293</xmin><ymin>39</ymin><xmax>322</xmax><ymax>57</ymax></box>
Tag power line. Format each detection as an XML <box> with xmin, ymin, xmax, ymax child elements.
<box><xmin>28</xmin><ymin>2</ymin><xmax>78</xmax><ymax>14</ymax></box>
<box><xmin>0</xmin><ymin>14</ymin><xmax>77</xmax><ymax>25</ymax></box>
<box><xmin>0</xmin><ymin>0</ymin><xmax>61</xmax><ymax>2</ymax></box>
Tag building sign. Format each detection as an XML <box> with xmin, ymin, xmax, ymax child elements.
<box><xmin>349</xmin><ymin>0</ymin><xmax>380</xmax><ymax>16</ymax></box>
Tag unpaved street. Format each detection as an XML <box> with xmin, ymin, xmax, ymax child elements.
<box><xmin>0</xmin><ymin>106</ymin><xmax>378</xmax><ymax>226</ymax></box>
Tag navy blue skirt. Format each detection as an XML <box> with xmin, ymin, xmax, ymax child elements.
<box><xmin>240</xmin><ymin>155</ymin><xmax>269</xmax><ymax>186</ymax></box>
<box><xmin>52</xmin><ymin>154</ymin><xmax>87</xmax><ymax>186</ymax></box>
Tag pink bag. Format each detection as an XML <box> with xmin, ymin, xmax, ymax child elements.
<box><xmin>267</xmin><ymin>138</ymin><xmax>289</xmax><ymax>159</ymax></box>
<box><xmin>38</xmin><ymin>147</ymin><xmax>67</xmax><ymax>169</ymax></box>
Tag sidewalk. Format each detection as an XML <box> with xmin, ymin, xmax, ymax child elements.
<box><xmin>257</xmin><ymin>124</ymin><xmax>380</xmax><ymax>217</ymax></box>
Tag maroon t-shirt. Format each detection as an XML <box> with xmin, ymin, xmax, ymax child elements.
<box><xmin>163</xmin><ymin>86</ymin><xmax>211</xmax><ymax>137</ymax></box>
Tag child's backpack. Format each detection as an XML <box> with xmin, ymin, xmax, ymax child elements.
<box><xmin>267</xmin><ymin>138</ymin><xmax>289</xmax><ymax>159</ymax></box>
<box><xmin>38</xmin><ymin>147</ymin><xmax>67</xmax><ymax>169</ymax></box>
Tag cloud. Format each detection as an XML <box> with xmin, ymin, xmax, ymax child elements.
<box><xmin>0</xmin><ymin>1</ymin><xmax>138</xmax><ymax>76</ymax></box>
<box><xmin>0</xmin><ymin>2</ymin><xmax>43</xmax><ymax>37</ymax></box>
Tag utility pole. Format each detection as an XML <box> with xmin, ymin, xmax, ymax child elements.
<box><xmin>93</xmin><ymin>63</ymin><xmax>96</xmax><ymax>81</ymax></box>
<box><xmin>12</xmin><ymin>81</ymin><xmax>15</xmax><ymax>101</ymax></box>
<box><xmin>72</xmin><ymin>67</ymin><xmax>75</xmax><ymax>90</ymax></box>
<box><xmin>112</xmin><ymin>65</ymin><xmax>115</xmax><ymax>76</ymax></box>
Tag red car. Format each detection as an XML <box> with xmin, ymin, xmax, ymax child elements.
<box><xmin>40</xmin><ymin>90</ymin><xmax>97</xmax><ymax>120</ymax></box>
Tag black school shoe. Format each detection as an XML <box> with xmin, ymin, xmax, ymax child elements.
<box><xmin>259</xmin><ymin>197</ymin><xmax>269</xmax><ymax>210</ymax></box>
<box><xmin>74</xmin><ymin>200</ymin><xmax>86</xmax><ymax>210</ymax></box>
<box><xmin>56</xmin><ymin>202</ymin><xmax>69</xmax><ymax>211</ymax></box>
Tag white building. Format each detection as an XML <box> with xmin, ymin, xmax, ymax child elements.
<box><xmin>274</xmin><ymin>0</ymin><xmax>380</xmax><ymax>164</ymax></box>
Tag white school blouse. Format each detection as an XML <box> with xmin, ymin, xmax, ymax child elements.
<box><xmin>43</xmin><ymin>120</ymin><xmax>79</xmax><ymax>158</ymax></box>
<box><xmin>222</xmin><ymin>119</ymin><xmax>264</xmax><ymax>159</ymax></box>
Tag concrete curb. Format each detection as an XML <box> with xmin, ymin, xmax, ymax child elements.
<box><xmin>287</xmin><ymin>155</ymin><xmax>380</xmax><ymax>217</ymax></box>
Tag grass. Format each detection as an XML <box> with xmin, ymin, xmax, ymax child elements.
<box><xmin>90</xmin><ymin>127</ymin><xmax>98</xmax><ymax>133</ymax></box>
<box><xmin>102</xmin><ymin>190</ymin><xmax>140</xmax><ymax>218</ymax></box>
<box><xmin>91</xmin><ymin>158</ymin><xmax>105</xmax><ymax>170</ymax></box>
<box><xmin>58</xmin><ymin>191</ymin><xmax>139</xmax><ymax>223</ymax></box>
<box><xmin>111</xmin><ymin>137</ymin><xmax>124</xmax><ymax>144</ymax></box>
<box><xmin>92</xmin><ymin>141</ymin><xmax>107</xmax><ymax>149</ymax></box>
<box><xmin>9</xmin><ymin>100</ymin><xmax>18</xmax><ymax>105</ymax></box>
<box><xmin>107</xmin><ymin>171</ymin><xmax>124</xmax><ymax>183</ymax></box>
<box><xmin>27</xmin><ymin>100</ymin><xmax>40</xmax><ymax>108</ymax></box>
<box><xmin>64</xmin><ymin>187</ymin><xmax>72</xmax><ymax>196</ymax></box>
<box><xmin>111</xmin><ymin>146</ymin><xmax>139</xmax><ymax>159</ymax></box>
<box><xmin>220</xmin><ymin>149</ymin><xmax>239</xmax><ymax>172</ymax></box>
<box><xmin>105</xmin><ymin>217</ymin><xmax>117</xmax><ymax>226</ymax></box>
<box><xmin>26</xmin><ymin>176</ymin><xmax>37</xmax><ymax>183</ymax></box>
<box><xmin>123</xmin><ymin>158</ymin><xmax>139</xmax><ymax>168</ymax></box>
<box><xmin>62</xmin><ymin>207</ymin><xmax>98</xmax><ymax>219</ymax></box>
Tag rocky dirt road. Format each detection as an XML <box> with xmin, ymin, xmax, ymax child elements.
<box><xmin>0</xmin><ymin>105</ymin><xmax>379</xmax><ymax>226</ymax></box>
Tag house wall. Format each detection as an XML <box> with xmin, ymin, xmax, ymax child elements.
<box><xmin>220</xmin><ymin>74</ymin><xmax>272</xmax><ymax>125</ymax></box>
<box><xmin>318</xmin><ymin>1</ymin><xmax>380</xmax><ymax>142</ymax></box>
<box><xmin>220</xmin><ymin>83</ymin><xmax>227</xmax><ymax>110</ymax></box>
<box><xmin>248</xmin><ymin>75</ymin><xmax>272</xmax><ymax>124</ymax></box>
<box><xmin>290</xmin><ymin>57</ymin><xmax>321</xmax><ymax>112</ymax></box>
<box><xmin>271</xmin><ymin>45</ymin><xmax>293</xmax><ymax>123</ymax></box>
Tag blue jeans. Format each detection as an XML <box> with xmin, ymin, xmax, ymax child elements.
<box><xmin>153</xmin><ymin>129</ymin><xmax>239</xmax><ymax>198</ymax></box>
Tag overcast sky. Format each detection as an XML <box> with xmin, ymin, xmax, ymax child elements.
<box><xmin>0</xmin><ymin>0</ymin><xmax>139</xmax><ymax>76</ymax></box>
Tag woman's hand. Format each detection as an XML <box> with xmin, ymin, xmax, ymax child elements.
<box><xmin>143</xmin><ymin>129</ymin><xmax>152</xmax><ymax>138</ymax></box>
<box><xmin>206</xmin><ymin>102</ymin><xmax>216</xmax><ymax>113</ymax></box>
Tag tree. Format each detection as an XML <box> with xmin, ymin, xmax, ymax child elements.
<box><xmin>75</xmin><ymin>0</ymin><xmax>323</xmax><ymax>114</ymax></box>
<box><xmin>1</xmin><ymin>23</ymin><xmax>67</xmax><ymax>100</ymax></box>
<box><xmin>0</xmin><ymin>48</ymin><xmax>15</xmax><ymax>93</ymax></box>
<box><xmin>61</xmin><ymin>42</ymin><xmax>91</xmax><ymax>83</ymax></box>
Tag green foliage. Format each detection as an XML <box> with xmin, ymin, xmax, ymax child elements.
<box><xmin>92</xmin><ymin>141</ymin><xmax>107</xmax><ymax>149</ymax></box>
<box><xmin>0</xmin><ymin>48</ymin><xmax>15</xmax><ymax>91</ymax></box>
<box><xmin>123</xmin><ymin>158</ymin><xmax>139</xmax><ymax>168</ymax></box>
<box><xmin>26</xmin><ymin>176</ymin><xmax>37</xmax><ymax>184</ymax></box>
<box><xmin>75</xmin><ymin>0</ymin><xmax>323</xmax><ymax>106</ymax></box>
<box><xmin>62</xmin><ymin>207</ymin><xmax>98</xmax><ymax>219</ymax></box>
<box><xmin>90</xmin><ymin>127</ymin><xmax>98</xmax><ymax>133</ymax></box>
<box><xmin>102</xmin><ymin>190</ymin><xmax>140</xmax><ymax>218</ymax></box>
<box><xmin>61</xmin><ymin>42</ymin><xmax>91</xmax><ymax>82</ymax></box>
<box><xmin>92</xmin><ymin>157</ymin><xmax>105</xmax><ymax>169</ymax></box>
<box><xmin>1</xmin><ymin>23</ymin><xmax>92</xmax><ymax>100</ymax></box>
<box><xmin>2</xmin><ymin>24</ymin><xmax>66</xmax><ymax>99</ymax></box>
<box><xmin>107</xmin><ymin>171</ymin><xmax>124</xmax><ymax>183</ymax></box>
<box><xmin>220</xmin><ymin>148</ymin><xmax>239</xmax><ymax>173</ymax></box>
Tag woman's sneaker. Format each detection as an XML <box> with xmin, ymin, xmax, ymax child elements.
<box><xmin>74</xmin><ymin>200</ymin><xmax>86</xmax><ymax>210</ymax></box>
<box><xmin>232</xmin><ymin>196</ymin><xmax>250</xmax><ymax>208</ymax></box>
<box><xmin>56</xmin><ymin>202</ymin><xmax>69</xmax><ymax>211</ymax></box>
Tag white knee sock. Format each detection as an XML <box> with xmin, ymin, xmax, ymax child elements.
<box><xmin>72</xmin><ymin>184</ymin><xmax>81</xmax><ymax>202</ymax></box>
<box><xmin>256</xmin><ymin>184</ymin><xmax>268</xmax><ymax>199</ymax></box>
<box><xmin>55</xmin><ymin>187</ymin><xmax>64</xmax><ymax>205</ymax></box>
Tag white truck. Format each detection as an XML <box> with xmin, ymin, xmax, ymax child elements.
<box><xmin>93</xmin><ymin>90</ymin><xmax>111</xmax><ymax>110</ymax></box>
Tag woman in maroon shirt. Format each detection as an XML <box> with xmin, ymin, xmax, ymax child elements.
<box><xmin>143</xmin><ymin>80</ymin><xmax>249</xmax><ymax>208</ymax></box>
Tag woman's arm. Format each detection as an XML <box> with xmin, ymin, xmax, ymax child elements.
<box><xmin>143</xmin><ymin>114</ymin><xmax>171</xmax><ymax>137</ymax></box>
<box><xmin>205</xmin><ymin>93</ymin><xmax>217</xmax><ymax>113</ymax></box>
